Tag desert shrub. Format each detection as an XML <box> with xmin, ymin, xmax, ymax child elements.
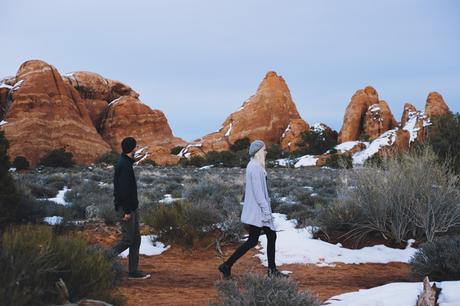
<box><xmin>97</xmin><ymin>151</ymin><xmax>119</xmax><ymax>165</ymax></box>
<box><xmin>363</xmin><ymin>153</ymin><xmax>383</xmax><ymax>168</ymax></box>
<box><xmin>212</xmin><ymin>273</ymin><xmax>320</xmax><ymax>306</ymax></box>
<box><xmin>427</xmin><ymin>112</ymin><xmax>460</xmax><ymax>172</ymax></box>
<box><xmin>206</xmin><ymin>151</ymin><xmax>241</xmax><ymax>167</ymax></box>
<box><xmin>40</xmin><ymin>148</ymin><xmax>75</xmax><ymax>168</ymax></box>
<box><xmin>295</xmin><ymin>128</ymin><xmax>338</xmax><ymax>156</ymax></box>
<box><xmin>189</xmin><ymin>155</ymin><xmax>206</xmax><ymax>167</ymax></box>
<box><xmin>410</xmin><ymin>236</ymin><xmax>460</xmax><ymax>281</ymax></box>
<box><xmin>64</xmin><ymin>181</ymin><xmax>114</xmax><ymax>223</ymax></box>
<box><xmin>170</xmin><ymin>146</ymin><xmax>184</xmax><ymax>155</ymax></box>
<box><xmin>143</xmin><ymin>201</ymin><xmax>221</xmax><ymax>247</ymax></box>
<box><xmin>12</xmin><ymin>156</ymin><xmax>29</xmax><ymax>170</ymax></box>
<box><xmin>230</xmin><ymin>137</ymin><xmax>250</xmax><ymax>152</ymax></box>
<box><xmin>145</xmin><ymin>177</ymin><xmax>244</xmax><ymax>246</ymax></box>
<box><xmin>266</xmin><ymin>144</ymin><xmax>284</xmax><ymax>160</ymax></box>
<box><xmin>324</xmin><ymin>153</ymin><xmax>352</xmax><ymax>169</ymax></box>
<box><xmin>317</xmin><ymin>200</ymin><xmax>364</xmax><ymax>233</ymax></box>
<box><xmin>0</xmin><ymin>226</ymin><xmax>118</xmax><ymax>305</ymax></box>
<box><xmin>141</xmin><ymin>159</ymin><xmax>157</xmax><ymax>167</ymax></box>
<box><xmin>330</xmin><ymin>147</ymin><xmax>460</xmax><ymax>243</ymax></box>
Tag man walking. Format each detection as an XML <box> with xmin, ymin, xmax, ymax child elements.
<box><xmin>109</xmin><ymin>137</ymin><xmax>150</xmax><ymax>280</ymax></box>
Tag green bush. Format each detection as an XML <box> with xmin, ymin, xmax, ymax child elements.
<box><xmin>230</xmin><ymin>138</ymin><xmax>250</xmax><ymax>152</ymax></box>
<box><xmin>212</xmin><ymin>273</ymin><xmax>320</xmax><ymax>306</ymax></box>
<box><xmin>324</xmin><ymin>153</ymin><xmax>352</xmax><ymax>169</ymax></box>
<box><xmin>170</xmin><ymin>146</ymin><xmax>184</xmax><ymax>155</ymax></box>
<box><xmin>427</xmin><ymin>112</ymin><xmax>460</xmax><ymax>173</ymax></box>
<box><xmin>40</xmin><ymin>148</ymin><xmax>75</xmax><ymax>168</ymax></box>
<box><xmin>12</xmin><ymin>156</ymin><xmax>30</xmax><ymax>170</ymax></box>
<box><xmin>189</xmin><ymin>155</ymin><xmax>206</xmax><ymax>167</ymax></box>
<box><xmin>410</xmin><ymin>236</ymin><xmax>460</xmax><ymax>281</ymax></box>
<box><xmin>266</xmin><ymin>144</ymin><xmax>284</xmax><ymax>160</ymax></box>
<box><xmin>0</xmin><ymin>226</ymin><xmax>119</xmax><ymax>305</ymax></box>
<box><xmin>295</xmin><ymin>128</ymin><xmax>338</xmax><ymax>156</ymax></box>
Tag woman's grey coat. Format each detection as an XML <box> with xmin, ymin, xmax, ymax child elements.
<box><xmin>241</xmin><ymin>159</ymin><xmax>275</xmax><ymax>230</ymax></box>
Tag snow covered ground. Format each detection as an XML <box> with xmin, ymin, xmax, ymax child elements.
<box><xmin>324</xmin><ymin>280</ymin><xmax>460</xmax><ymax>306</ymax></box>
<box><xmin>257</xmin><ymin>214</ymin><xmax>416</xmax><ymax>267</ymax></box>
<box><xmin>120</xmin><ymin>235</ymin><xmax>170</xmax><ymax>257</ymax></box>
<box><xmin>43</xmin><ymin>216</ymin><xmax>63</xmax><ymax>225</ymax></box>
<box><xmin>40</xmin><ymin>186</ymin><xmax>71</xmax><ymax>205</ymax></box>
<box><xmin>294</xmin><ymin>155</ymin><xmax>318</xmax><ymax>167</ymax></box>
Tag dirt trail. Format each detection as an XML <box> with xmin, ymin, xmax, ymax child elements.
<box><xmin>116</xmin><ymin>244</ymin><xmax>413</xmax><ymax>306</ymax></box>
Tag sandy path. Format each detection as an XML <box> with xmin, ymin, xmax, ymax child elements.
<box><xmin>117</xmin><ymin>244</ymin><xmax>413</xmax><ymax>306</ymax></box>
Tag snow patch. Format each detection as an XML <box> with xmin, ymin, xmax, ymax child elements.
<box><xmin>224</xmin><ymin>123</ymin><xmax>233</xmax><ymax>137</ymax></box>
<box><xmin>199</xmin><ymin>165</ymin><xmax>214</xmax><ymax>170</ymax></box>
<box><xmin>325</xmin><ymin>281</ymin><xmax>460</xmax><ymax>306</ymax></box>
<box><xmin>11</xmin><ymin>79</ymin><xmax>24</xmax><ymax>92</ymax></box>
<box><xmin>0</xmin><ymin>83</ymin><xmax>12</xmax><ymax>89</ymax></box>
<box><xmin>294</xmin><ymin>155</ymin><xmax>318</xmax><ymax>167</ymax></box>
<box><xmin>40</xmin><ymin>186</ymin><xmax>71</xmax><ymax>205</ymax></box>
<box><xmin>178</xmin><ymin>143</ymin><xmax>202</xmax><ymax>158</ymax></box>
<box><xmin>352</xmin><ymin>128</ymin><xmax>397</xmax><ymax>165</ymax></box>
<box><xmin>281</xmin><ymin>124</ymin><xmax>291</xmax><ymax>139</ymax></box>
<box><xmin>120</xmin><ymin>235</ymin><xmax>170</xmax><ymax>257</ymax></box>
<box><xmin>159</xmin><ymin>194</ymin><xmax>182</xmax><ymax>204</ymax></box>
<box><xmin>0</xmin><ymin>120</ymin><xmax>7</xmax><ymax>127</ymax></box>
<box><xmin>43</xmin><ymin>216</ymin><xmax>64</xmax><ymax>225</ymax></box>
<box><xmin>335</xmin><ymin>141</ymin><xmax>368</xmax><ymax>153</ymax></box>
<box><xmin>256</xmin><ymin>214</ymin><xmax>417</xmax><ymax>266</ymax></box>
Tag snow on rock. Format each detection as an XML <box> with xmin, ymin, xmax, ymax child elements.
<box><xmin>178</xmin><ymin>143</ymin><xmax>202</xmax><ymax>158</ymax></box>
<box><xmin>257</xmin><ymin>214</ymin><xmax>417</xmax><ymax>267</ymax></box>
<box><xmin>41</xmin><ymin>186</ymin><xmax>71</xmax><ymax>205</ymax></box>
<box><xmin>294</xmin><ymin>155</ymin><xmax>318</xmax><ymax>167</ymax></box>
<box><xmin>159</xmin><ymin>194</ymin><xmax>182</xmax><ymax>204</ymax></box>
<box><xmin>199</xmin><ymin>165</ymin><xmax>214</xmax><ymax>170</ymax></box>
<box><xmin>352</xmin><ymin>128</ymin><xmax>397</xmax><ymax>165</ymax></box>
<box><xmin>11</xmin><ymin>79</ymin><xmax>24</xmax><ymax>92</ymax></box>
<box><xmin>121</xmin><ymin>235</ymin><xmax>170</xmax><ymax>257</ymax></box>
<box><xmin>224</xmin><ymin>123</ymin><xmax>233</xmax><ymax>137</ymax></box>
<box><xmin>335</xmin><ymin>141</ymin><xmax>368</xmax><ymax>153</ymax></box>
<box><xmin>0</xmin><ymin>83</ymin><xmax>12</xmax><ymax>89</ymax></box>
<box><xmin>43</xmin><ymin>216</ymin><xmax>64</xmax><ymax>225</ymax></box>
<box><xmin>312</xmin><ymin>123</ymin><xmax>326</xmax><ymax>133</ymax></box>
<box><xmin>275</xmin><ymin>158</ymin><xmax>297</xmax><ymax>167</ymax></box>
<box><xmin>281</xmin><ymin>123</ymin><xmax>291</xmax><ymax>139</ymax></box>
<box><xmin>0</xmin><ymin>120</ymin><xmax>7</xmax><ymax>126</ymax></box>
<box><xmin>325</xmin><ymin>281</ymin><xmax>460</xmax><ymax>306</ymax></box>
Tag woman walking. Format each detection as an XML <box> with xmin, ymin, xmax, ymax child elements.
<box><xmin>218</xmin><ymin>140</ymin><xmax>286</xmax><ymax>279</ymax></box>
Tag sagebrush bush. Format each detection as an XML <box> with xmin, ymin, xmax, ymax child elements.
<box><xmin>212</xmin><ymin>273</ymin><xmax>320</xmax><ymax>306</ymax></box>
<box><xmin>328</xmin><ymin>147</ymin><xmax>460</xmax><ymax>243</ymax></box>
<box><xmin>39</xmin><ymin>148</ymin><xmax>75</xmax><ymax>168</ymax></box>
<box><xmin>410</xmin><ymin>236</ymin><xmax>460</xmax><ymax>281</ymax></box>
<box><xmin>12</xmin><ymin>156</ymin><xmax>30</xmax><ymax>170</ymax></box>
<box><xmin>0</xmin><ymin>226</ymin><xmax>118</xmax><ymax>306</ymax></box>
<box><xmin>97</xmin><ymin>151</ymin><xmax>119</xmax><ymax>166</ymax></box>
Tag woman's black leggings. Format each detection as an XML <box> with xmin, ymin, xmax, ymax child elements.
<box><xmin>225</xmin><ymin>225</ymin><xmax>277</xmax><ymax>269</ymax></box>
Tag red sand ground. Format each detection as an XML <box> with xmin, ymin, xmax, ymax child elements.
<box><xmin>82</xmin><ymin>224</ymin><xmax>414</xmax><ymax>306</ymax></box>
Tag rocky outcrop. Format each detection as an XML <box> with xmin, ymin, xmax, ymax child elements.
<box><xmin>183</xmin><ymin>71</ymin><xmax>309</xmax><ymax>157</ymax></box>
<box><xmin>63</xmin><ymin>71</ymin><xmax>139</xmax><ymax>127</ymax></box>
<box><xmin>100</xmin><ymin>96</ymin><xmax>186</xmax><ymax>165</ymax></box>
<box><xmin>424</xmin><ymin>92</ymin><xmax>450</xmax><ymax>118</ymax></box>
<box><xmin>338</xmin><ymin>86</ymin><xmax>380</xmax><ymax>143</ymax></box>
<box><xmin>280</xmin><ymin>119</ymin><xmax>309</xmax><ymax>152</ymax></box>
<box><xmin>0</xmin><ymin>60</ymin><xmax>111</xmax><ymax>165</ymax></box>
<box><xmin>363</xmin><ymin>100</ymin><xmax>397</xmax><ymax>140</ymax></box>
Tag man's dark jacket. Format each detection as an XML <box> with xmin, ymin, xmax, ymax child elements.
<box><xmin>113</xmin><ymin>154</ymin><xmax>138</xmax><ymax>214</ymax></box>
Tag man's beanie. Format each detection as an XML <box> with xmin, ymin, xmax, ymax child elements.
<box><xmin>249</xmin><ymin>140</ymin><xmax>265</xmax><ymax>157</ymax></box>
<box><xmin>121</xmin><ymin>137</ymin><xmax>137</xmax><ymax>154</ymax></box>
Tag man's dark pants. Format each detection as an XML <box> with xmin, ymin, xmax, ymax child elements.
<box><xmin>110</xmin><ymin>210</ymin><xmax>141</xmax><ymax>274</ymax></box>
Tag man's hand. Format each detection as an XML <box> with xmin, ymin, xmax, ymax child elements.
<box><xmin>123</xmin><ymin>213</ymin><xmax>131</xmax><ymax>221</ymax></box>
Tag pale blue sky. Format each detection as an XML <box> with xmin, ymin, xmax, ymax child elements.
<box><xmin>1</xmin><ymin>0</ymin><xmax>459</xmax><ymax>141</ymax></box>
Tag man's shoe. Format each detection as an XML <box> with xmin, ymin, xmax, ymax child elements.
<box><xmin>128</xmin><ymin>270</ymin><xmax>151</xmax><ymax>280</ymax></box>
<box><xmin>267</xmin><ymin>268</ymin><xmax>288</xmax><ymax>278</ymax></box>
<box><xmin>218</xmin><ymin>263</ymin><xmax>231</xmax><ymax>279</ymax></box>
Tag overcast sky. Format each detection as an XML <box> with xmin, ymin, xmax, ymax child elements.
<box><xmin>1</xmin><ymin>0</ymin><xmax>459</xmax><ymax>141</ymax></box>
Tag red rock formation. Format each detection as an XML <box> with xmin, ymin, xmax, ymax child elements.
<box><xmin>0</xmin><ymin>60</ymin><xmax>111</xmax><ymax>165</ymax></box>
<box><xmin>184</xmin><ymin>71</ymin><xmax>309</xmax><ymax>157</ymax></box>
<box><xmin>424</xmin><ymin>92</ymin><xmax>450</xmax><ymax>118</ymax></box>
<box><xmin>363</xmin><ymin>100</ymin><xmax>397</xmax><ymax>140</ymax></box>
<box><xmin>338</xmin><ymin>86</ymin><xmax>379</xmax><ymax>143</ymax></box>
<box><xmin>63</xmin><ymin>71</ymin><xmax>139</xmax><ymax>127</ymax></box>
<box><xmin>400</xmin><ymin>103</ymin><xmax>417</xmax><ymax>126</ymax></box>
<box><xmin>100</xmin><ymin>96</ymin><xmax>186</xmax><ymax>165</ymax></box>
<box><xmin>280</xmin><ymin>119</ymin><xmax>310</xmax><ymax>152</ymax></box>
